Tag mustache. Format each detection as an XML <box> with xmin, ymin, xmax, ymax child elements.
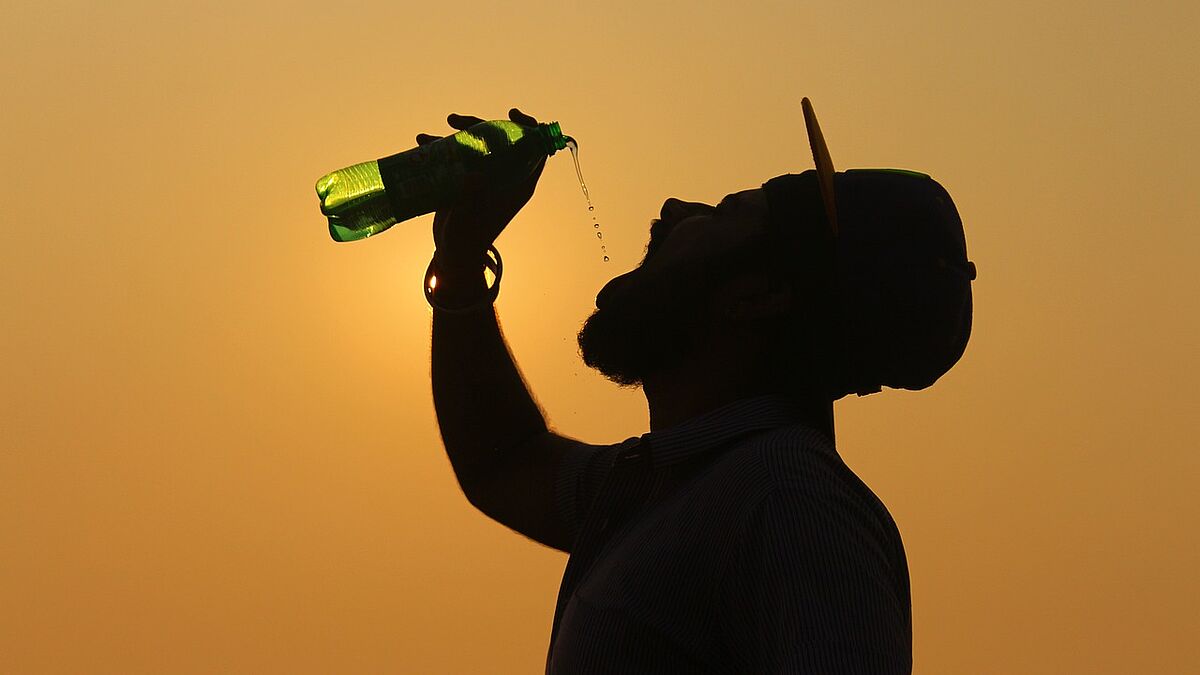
<box><xmin>641</xmin><ymin>218</ymin><xmax>666</xmax><ymax>263</ymax></box>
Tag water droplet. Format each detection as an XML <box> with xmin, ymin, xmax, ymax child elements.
<box><xmin>568</xmin><ymin>141</ymin><xmax>610</xmax><ymax>264</ymax></box>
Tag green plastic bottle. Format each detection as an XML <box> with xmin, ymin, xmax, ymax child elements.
<box><xmin>316</xmin><ymin>120</ymin><xmax>570</xmax><ymax>242</ymax></box>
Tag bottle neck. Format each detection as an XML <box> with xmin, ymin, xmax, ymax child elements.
<box><xmin>536</xmin><ymin>121</ymin><xmax>568</xmax><ymax>156</ymax></box>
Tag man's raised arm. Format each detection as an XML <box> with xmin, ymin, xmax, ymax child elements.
<box><xmin>430</xmin><ymin>266</ymin><xmax>574</xmax><ymax>551</ymax></box>
<box><xmin>422</xmin><ymin>108</ymin><xmax>582</xmax><ymax>552</ymax></box>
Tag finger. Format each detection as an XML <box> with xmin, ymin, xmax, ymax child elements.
<box><xmin>415</xmin><ymin>133</ymin><xmax>442</xmax><ymax>145</ymax></box>
<box><xmin>447</xmin><ymin>113</ymin><xmax>485</xmax><ymax>130</ymax></box>
<box><xmin>509</xmin><ymin>108</ymin><xmax>539</xmax><ymax>126</ymax></box>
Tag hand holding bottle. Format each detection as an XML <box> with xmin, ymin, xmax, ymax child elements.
<box><xmin>416</xmin><ymin>108</ymin><xmax>548</xmax><ymax>273</ymax></box>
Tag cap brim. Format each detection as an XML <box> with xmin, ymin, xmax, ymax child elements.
<box><xmin>802</xmin><ymin>97</ymin><xmax>839</xmax><ymax>235</ymax></box>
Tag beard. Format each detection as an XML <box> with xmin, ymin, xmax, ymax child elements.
<box><xmin>576</xmin><ymin>270</ymin><xmax>715</xmax><ymax>388</ymax></box>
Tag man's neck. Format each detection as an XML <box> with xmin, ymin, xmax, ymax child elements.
<box><xmin>642</xmin><ymin>367</ymin><xmax>834</xmax><ymax>441</ymax></box>
<box><xmin>639</xmin><ymin>330</ymin><xmax>836</xmax><ymax>439</ymax></box>
<box><xmin>643</xmin><ymin>376</ymin><xmax>755</xmax><ymax>432</ymax></box>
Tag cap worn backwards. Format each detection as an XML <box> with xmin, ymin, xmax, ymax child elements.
<box><xmin>760</xmin><ymin>98</ymin><xmax>976</xmax><ymax>400</ymax></box>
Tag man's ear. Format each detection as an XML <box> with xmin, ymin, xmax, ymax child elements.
<box><xmin>713</xmin><ymin>273</ymin><xmax>794</xmax><ymax>321</ymax></box>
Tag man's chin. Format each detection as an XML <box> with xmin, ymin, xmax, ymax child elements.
<box><xmin>576</xmin><ymin>308</ymin><xmax>646</xmax><ymax>388</ymax></box>
<box><xmin>591</xmin><ymin>367</ymin><xmax>645</xmax><ymax>389</ymax></box>
<box><xmin>576</xmin><ymin>305</ymin><xmax>698</xmax><ymax>389</ymax></box>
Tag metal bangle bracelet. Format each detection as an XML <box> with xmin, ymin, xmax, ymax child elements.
<box><xmin>424</xmin><ymin>245</ymin><xmax>503</xmax><ymax>314</ymax></box>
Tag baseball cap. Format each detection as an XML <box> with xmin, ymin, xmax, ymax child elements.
<box><xmin>761</xmin><ymin>98</ymin><xmax>976</xmax><ymax>398</ymax></box>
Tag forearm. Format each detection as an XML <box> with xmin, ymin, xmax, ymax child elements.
<box><xmin>430</xmin><ymin>266</ymin><xmax>548</xmax><ymax>490</ymax></box>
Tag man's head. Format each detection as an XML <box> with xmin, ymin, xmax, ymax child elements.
<box><xmin>577</xmin><ymin>169</ymin><xmax>975</xmax><ymax>399</ymax></box>
<box><xmin>576</xmin><ymin>188</ymin><xmax>800</xmax><ymax>390</ymax></box>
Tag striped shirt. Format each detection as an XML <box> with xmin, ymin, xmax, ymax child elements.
<box><xmin>546</xmin><ymin>395</ymin><xmax>912</xmax><ymax>673</ymax></box>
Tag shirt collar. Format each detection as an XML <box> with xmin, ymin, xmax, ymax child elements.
<box><xmin>623</xmin><ymin>394</ymin><xmax>832</xmax><ymax>470</ymax></box>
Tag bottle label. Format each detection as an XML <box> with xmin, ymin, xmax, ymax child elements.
<box><xmin>377</xmin><ymin>141</ymin><xmax>468</xmax><ymax>220</ymax></box>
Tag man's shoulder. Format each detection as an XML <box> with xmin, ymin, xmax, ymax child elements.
<box><xmin>673</xmin><ymin>424</ymin><xmax>842</xmax><ymax>521</ymax></box>
<box><xmin>716</xmin><ymin>423</ymin><xmax>844</xmax><ymax>487</ymax></box>
<box><xmin>702</xmin><ymin>424</ymin><xmax>900</xmax><ymax>536</ymax></box>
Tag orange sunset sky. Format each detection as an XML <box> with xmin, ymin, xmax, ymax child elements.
<box><xmin>2</xmin><ymin>1</ymin><xmax>1198</xmax><ymax>673</ymax></box>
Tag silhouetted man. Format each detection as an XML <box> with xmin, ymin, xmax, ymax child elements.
<box><xmin>421</xmin><ymin>101</ymin><xmax>974</xmax><ymax>674</ymax></box>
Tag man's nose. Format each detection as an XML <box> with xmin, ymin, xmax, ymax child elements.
<box><xmin>661</xmin><ymin>197</ymin><xmax>710</xmax><ymax>221</ymax></box>
<box><xmin>596</xmin><ymin>269</ymin><xmax>636</xmax><ymax>309</ymax></box>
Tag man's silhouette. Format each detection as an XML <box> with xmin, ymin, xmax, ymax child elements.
<box><xmin>420</xmin><ymin>101</ymin><xmax>974</xmax><ymax>674</ymax></box>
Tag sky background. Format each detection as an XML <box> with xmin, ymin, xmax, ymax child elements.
<box><xmin>3</xmin><ymin>1</ymin><xmax>1198</xmax><ymax>672</ymax></box>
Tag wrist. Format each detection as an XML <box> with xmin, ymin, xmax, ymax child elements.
<box><xmin>426</xmin><ymin>246</ymin><xmax>503</xmax><ymax>313</ymax></box>
<box><xmin>434</xmin><ymin>242</ymin><xmax>493</xmax><ymax>272</ymax></box>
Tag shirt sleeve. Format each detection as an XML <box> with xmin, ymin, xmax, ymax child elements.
<box><xmin>552</xmin><ymin>440</ymin><xmax>628</xmax><ymax>549</ymax></box>
<box><xmin>717</xmin><ymin>482</ymin><xmax>912</xmax><ymax>674</ymax></box>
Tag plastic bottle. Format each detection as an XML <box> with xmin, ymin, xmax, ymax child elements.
<box><xmin>316</xmin><ymin>120</ymin><xmax>570</xmax><ymax>242</ymax></box>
